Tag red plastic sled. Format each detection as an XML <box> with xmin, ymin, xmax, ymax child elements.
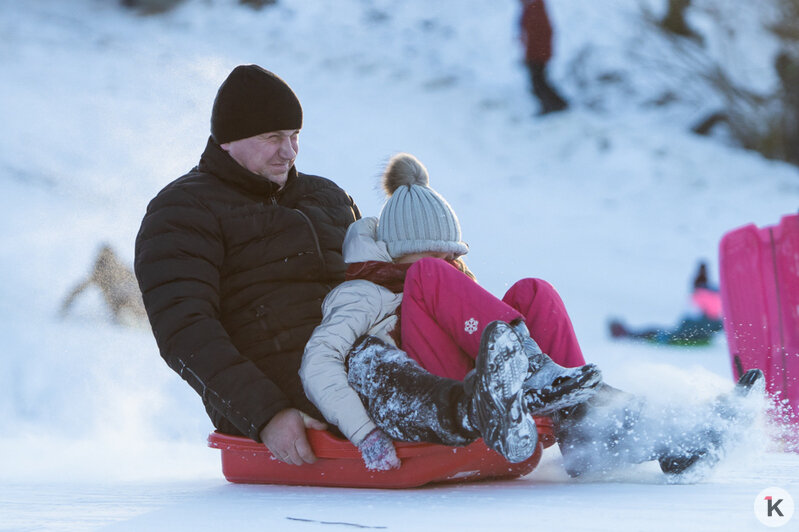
<box><xmin>208</xmin><ymin>418</ymin><xmax>555</xmax><ymax>488</ymax></box>
<box><xmin>719</xmin><ymin>213</ymin><xmax>799</xmax><ymax>443</ymax></box>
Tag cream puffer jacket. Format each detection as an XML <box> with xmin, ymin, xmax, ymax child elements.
<box><xmin>300</xmin><ymin>217</ymin><xmax>402</xmax><ymax>446</ymax></box>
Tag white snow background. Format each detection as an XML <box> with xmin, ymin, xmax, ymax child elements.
<box><xmin>1</xmin><ymin>0</ymin><xmax>798</xmax><ymax>530</ymax></box>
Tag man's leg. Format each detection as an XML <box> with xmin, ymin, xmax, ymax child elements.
<box><xmin>529</xmin><ymin>62</ymin><xmax>569</xmax><ymax>114</ymax></box>
<box><xmin>553</xmin><ymin>370</ymin><xmax>765</xmax><ymax>477</ymax></box>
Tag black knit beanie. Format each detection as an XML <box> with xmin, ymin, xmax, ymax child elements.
<box><xmin>210</xmin><ymin>65</ymin><xmax>303</xmax><ymax>144</ymax></box>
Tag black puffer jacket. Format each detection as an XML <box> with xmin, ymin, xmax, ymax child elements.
<box><xmin>135</xmin><ymin>138</ymin><xmax>360</xmax><ymax>441</ymax></box>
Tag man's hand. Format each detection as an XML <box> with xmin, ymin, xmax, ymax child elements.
<box><xmin>259</xmin><ymin>408</ymin><xmax>327</xmax><ymax>465</ymax></box>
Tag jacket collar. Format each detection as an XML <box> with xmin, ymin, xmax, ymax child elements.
<box><xmin>197</xmin><ymin>136</ymin><xmax>297</xmax><ymax>198</ymax></box>
<box><xmin>342</xmin><ymin>217</ymin><xmax>393</xmax><ymax>263</ymax></box>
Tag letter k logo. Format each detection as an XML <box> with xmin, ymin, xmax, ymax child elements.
<box><xmin>755</xmin><ymin>487</ymin><xmax>794</xmax><ymax>526</ymax></box>
<box><xmin>766</xmin><ymin>496</ymin><xmax>785</xmax><ymax>518</ymax></box>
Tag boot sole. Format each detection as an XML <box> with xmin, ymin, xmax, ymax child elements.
<box><xmin>476</xmin><ymin>321</ymin><xmax>538</xmax><ymax>463</ymax></box>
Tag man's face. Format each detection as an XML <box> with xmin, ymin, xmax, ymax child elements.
<box><xmin>221</xmin><ymin>129</ymin><xmax>300</xmax><ymax>188</ymax></box>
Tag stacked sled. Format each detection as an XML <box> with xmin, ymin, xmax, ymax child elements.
<box><xmin>719</xmin><ymin>213</ymin><xmax>799</xmax><ymax>450</ymax></box>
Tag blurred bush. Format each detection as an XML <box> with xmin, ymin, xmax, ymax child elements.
<box><xmin>120</xmin><ymin>0</ymin><xmax>276</xmax><ymax>15</ymax></box>
<box><xmin>647</xmin><ymin>0</ymin><xmax>799</xmax><ymax>167</ymax></box>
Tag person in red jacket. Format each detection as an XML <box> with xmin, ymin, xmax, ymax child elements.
<box><xmin>519</xmin><ymin>0</ymin><xmax>569</xmax><ymax>114</ymax></box>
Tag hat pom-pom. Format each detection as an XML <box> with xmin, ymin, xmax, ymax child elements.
<box><xmin>382</xmin><ymin>153</ymin><xmax>429</xmax><ymax>196</ymax></box>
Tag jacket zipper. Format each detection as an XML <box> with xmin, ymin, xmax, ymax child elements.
<box><xmin>294</xmin><ymin>208</ymin><xmax>328</xmax><ymax>274</ymax></box>
<box><xmin>254</xmin><ymin>207</ymin><xmax>326</xmax><ymax>334</ymax></box>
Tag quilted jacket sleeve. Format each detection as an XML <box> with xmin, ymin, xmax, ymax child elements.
<box><xmin>135</xmin><ymin>187</ymin><xmax>291</xmax><ymax>441</ymax></box>
<box><xmin>300</xmin><ymin>280</ymin><xmax>402</xmax><ymax>445</ymax></box>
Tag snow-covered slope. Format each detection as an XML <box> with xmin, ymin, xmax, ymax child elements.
<box><xmin>1</xmin><ymin>1</ymin><xmax>797</xmax><ymax>530</ymax></box>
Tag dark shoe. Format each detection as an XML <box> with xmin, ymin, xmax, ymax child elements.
<box><xmin>717</xmin><ymin>368</ymin><xmax>766</xmax><ymax>419</ymax></box>
<box><xmin>538</xmin><ymin>90</ymin><xmax>568</xmax><ymax>115</ymax></box>
<box><xmin>658</xmin><ymin>369</ymin><xmax>765</xmax><ymax>475</ymax></box>
<box><xmin>511</xmin><ymin>321</ymin><xmax>602</xmax><ymax>416</ymax></box>
<box><xmin>471</xmin><ymin>321</ymin><xmax>538</xmax><ymax>463</ymax></box>
<box><xmin>657</xmin><ymin>433</ymin><xmax>721</xmax><ymax>476</ymax></box>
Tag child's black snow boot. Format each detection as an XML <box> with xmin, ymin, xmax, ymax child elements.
<box><xmin>469</xmin><ymin>321</ymin><xmax>539</xmax><ymax>463</ymax></box>
<box><xmin>511</xmin><ymin>320</ymin><xmax>603</xmax><ymax>416</ymax></box>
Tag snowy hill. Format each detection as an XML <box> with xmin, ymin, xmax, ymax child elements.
<box><xmin>1</xmin><ymin>0</ymin><xmax>797</xmax><ymax>530</ymax></box>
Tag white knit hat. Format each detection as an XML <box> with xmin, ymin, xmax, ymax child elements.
<box><xmin>377</xmin><ymin>153</ymin><xmax>469</xmax><ymax>260</ymax></box>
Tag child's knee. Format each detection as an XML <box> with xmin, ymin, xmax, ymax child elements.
<box><xmin>506</xmin><ymin>277</ymin><xmax>556</xmax><ymax>300</ymax></box>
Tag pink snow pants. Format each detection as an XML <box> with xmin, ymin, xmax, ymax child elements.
<box><xmin>400</xmin><ymin>257</ymin><xmax>586</xmax><ymax>380</ymax></box>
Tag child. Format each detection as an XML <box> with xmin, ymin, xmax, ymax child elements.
<box><xmin>609</xmin><ymin>261</ymin><xmax>724</xmax><ymax>346</ymax></box>
<box><xmin>301</xmin><ymin>153</ymin><xmax>601</xmax><ymax>469</ymax></box>
<box><xmin>303</xmin><ymin>153</ymin><xmax>765</xmax><ymax>478</ymax></box>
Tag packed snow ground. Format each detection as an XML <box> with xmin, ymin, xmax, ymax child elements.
<box><xmin>1</xmin><ymin>0</ymin><xmax>798</xmax><ymax>530</ymax></box>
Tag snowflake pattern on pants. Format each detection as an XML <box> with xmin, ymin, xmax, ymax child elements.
<box><xmin>464</xmin><ymin>318</ymin><xmax>479</xmax><ymax>334</ymax></box>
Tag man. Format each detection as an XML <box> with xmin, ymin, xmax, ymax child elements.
<box><xmin>135</xmin><ymin>65</ymin><xmax>360</xmax><ymax>466</ymax></box>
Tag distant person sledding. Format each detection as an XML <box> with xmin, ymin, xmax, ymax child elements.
<box><xmin>608</xmin><ymin>261</ymin><xmax>724</xmax><ymax>346</ymax></box>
